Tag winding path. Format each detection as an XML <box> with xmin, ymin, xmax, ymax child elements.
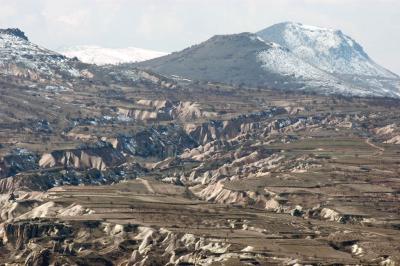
<box><xmin>365</xmin><ymin>138</ymin><xmax>384</xmax><ymax>156</ymax></box>
<box><xmin>141</xmin><ymin>179</ymin><xmax>155</xmax><ymax>194</ymax></box>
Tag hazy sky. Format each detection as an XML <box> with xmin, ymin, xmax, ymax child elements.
<box><xmin>0</xmin><ymin>0</ymin><xmax>399</xmax><ymax>74</ymax></box>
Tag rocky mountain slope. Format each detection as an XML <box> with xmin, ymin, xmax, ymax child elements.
<box><xmin>59</xmin><ymin>45</ymin><xmax>167</xmax><ymax>65</ymax></box>
<box><xmin>257</xmin><ymin>22</ymin><xmax>400</xmax><ymax>98</ymax></box>
<box><xmin>137</xmin><ymin>33</ymin><xmax>340</xmax><ymax>91</ymax></box>
<box><xmin>0</xmin><ymin>28</ymin><xmax>84</xmax><ymax>80</ymax></box>
<box><xmin>257</xmin><ymin>22</ymin><xmax>398</xmax><ymax>79</ymax></box>
<box><xmin>0</xmin><ymin>28</ymin><xmax>180</xmax><ymax>91</ymax></box>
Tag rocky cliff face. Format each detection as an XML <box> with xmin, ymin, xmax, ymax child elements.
<box><xmin>185</xmin><ymin>107</ymin><xmax>286</xmax><ymax>144</ymax></box>
<box><xmin>2</xmin><ymin>221</ymin><xmax>72</xmax><ymax>250</ymax></box>
<box><xmin>104</xmin><ymin>124</ymin><xmax>198</xmax><ymax>159</ymax></box>
<box><xmin>39</xmin><ymin>143</ymin><xmax>125</xmax><ymax>171</ymax></box>
<box><xmin>0</xmin><ymin>28</ymin><xmax>28</xmax><ymax>41</ymax></box>
<box><xmin>373</xmin><ymin>123</ymin><xmax>400</xmax><ymax>144</ymax></box>
<box><xmin>0</xmin><ymin>175</ymin><xmax>54</xmax><ymax>194</ymax></box>
<box><xmin>0</xmin><ymin>149</ymin><xmax>37</xmax><ymax>178</ymax></box>
<box><xmin>0</xmin><ymin>219</ymin><xmax>255</xmax><ymax>265</ymax></box>
<box><xmin>118</xmin><ymin>99</ymin><xmax>217</xmax><ymax>122</ymax></box>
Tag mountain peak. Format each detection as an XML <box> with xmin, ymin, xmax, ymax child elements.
<box><xmin>0</xmin><ymin>27</ymin><xmax>83</xmax><ymax>80</ymax></box>
<box><xmin>257</xmin><ymin>22</ymin><xmax>398</xmax><ymax>79</ymax></box>
<box><xmin>210</xmin><ymin>32</ymin><xmax>257</xmax><ymax>39</ymax></box>
<box><xmin>0</xmin><ymin>28</ymin><xmax>28</xmax><ymax>41</ymax></box>
<box><xmin>139</xmin><ymin>25</ymin><xmax>400</xmax><ymax>98</ymax></box>
<box><xmin>206</xmin><ymin>32</ymin><xmax>269</xmax><ymax>47</ymax></box>
<box><xmin>279</xmin><ymin>21</ymin><xmax>336</xmax><ymax>32</ymax></box>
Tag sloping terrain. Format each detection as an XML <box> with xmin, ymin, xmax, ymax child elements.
<box><xmin>2</xmin><ymin>72</ymin><xmax>400</xmax><ymax>264</ymax></box>
<box><xmin>0</xmin><ymin>28</ymin><xmax>400</xmax><ymax>265</ymax></box>
<box><xmin>0</xmin><ymin>28</ymin><xmax>83</xmax><ymax>80</ymax></box>
<box><xmin>136</xmin><ymin>32</ymin><xmax>341</xmax><ymax>91</ymax></box>
<box><xmin>257</xmin><ymin>22</ymin><xmax>400</xmax><ymax>98</ymax></box>
<box><xmin>137</xmin><ymin>33</ymin><xmax>282</xmax><ymax>86</ymax></box>
<box><xmin>257</xmin><ymin>22</ymin><xmax>398</xmax><ymax>79</ymax></box>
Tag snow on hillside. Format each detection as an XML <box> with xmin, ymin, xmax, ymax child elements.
<box><xmin>256</xmin><ymin>41</ymin><xmax>372</xmax><ymax>96</ymax></box>
<box><xmin>257</xmin><ymin>43</ymin><xmax>328</xmax><ymax>80</ymax></box>
<box><xmin>59</xmin><ymin>45</ymin><xmax>168</xmax><ymax>65</ymax></box>
<box><xmin>257</xmin><ymin>22</ymin><xmax>398</xmax><ymax>79</ymax></box>
<box><xmin>0</xmin><ymin>28</ymin><xmax>81</xmax><ymax>78</ymax></box>
<box><xmin>253</xmin><ymin>33</ymin><xmax>400</xmax><ymax>97</ymax></box>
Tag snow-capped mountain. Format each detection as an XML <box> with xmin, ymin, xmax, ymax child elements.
<box><xmin>257</xmin><ymin>22</ymin><xmax>399</xmax><ymax>79</ymax></box>
<box><xmin>256</xmin><ymin>42</ymin><xmax>363</xmax><ymax>95</ymax></box>
<box><xmin>137</xmin><ymin>30</ymin><xmax>400</xmax><ymax>98</ymax></box>
<box><xmin>2</xmin><ymin>24</ymin><xmax>399</xmax><ymax>98</ymax></box>
<box><xmin>0</xmin><ymin>28</ymin><xmax>83</xmax><ymax>79</ymax></box>
<box><xmin>256</xmin><ymin>22</ymin><xmax>400</xmax><ymax>97</ymax></box>
<box><xmin>59</xmin><ymin>45</ymin><xmax>167</xmax><ymax>65</ymax></box>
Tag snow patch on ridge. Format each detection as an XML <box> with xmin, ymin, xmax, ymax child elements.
<box><xmin>59</xmin><ymin>45</ymin><xmax>168</xmax><ymax>65</ymax></box>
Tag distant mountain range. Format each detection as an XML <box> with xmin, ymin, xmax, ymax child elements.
<box><xmin>58</xmin><ymin>45</ymin><xmax>167</xmax><ymax>65</ymax></box>
<box><xmin>1</xmin><ymin>23</ymin><xmax>399</xmax><ymax>98</ymax></box>
<box><xmin>137</xmin><ymin>22</ymin><xmax>400</xmax><ymax>98</ymax></box>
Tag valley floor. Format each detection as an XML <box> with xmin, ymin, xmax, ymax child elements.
<box><xmin>0</xmin><ymin>74</ymin><xmax>400</xmax><ymax>265</ymax></box>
